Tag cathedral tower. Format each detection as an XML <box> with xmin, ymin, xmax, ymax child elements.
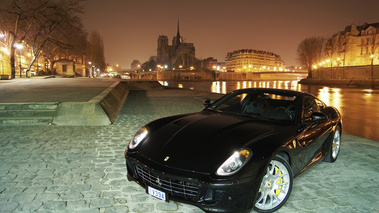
<box><xmin>172</xmin><ymin>19</ymin><xmax>183</xmax><ymax>47</ymax></box>
<box><xmin>157</xmin><ymin>35</ymin><xmax>169</xmax><ymax>62</ymax></box>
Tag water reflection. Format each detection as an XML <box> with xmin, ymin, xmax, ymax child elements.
<box><xmin>209</xmin><ymin>80</ymin><xmax>302</xmax><ymax>93</ymax></box>
<box><xmin>318</xmin><ymin>87</ymin><xmax>342</xmax><ymax>114</ymax></box>
<box><xmin>160</xmin><ymin>80</ymin><xmax>379</xmax><ymax>141</ymax></box>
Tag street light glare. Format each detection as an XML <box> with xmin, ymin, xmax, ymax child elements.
<box><xmin>14</xmin><ymin>43</ymin><xmax>23</xmax><ymax>49</ymax></box>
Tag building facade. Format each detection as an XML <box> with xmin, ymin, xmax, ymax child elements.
<box><xmin>225</xmin><ymin>49</ymin><xmax>285</xmax><ymax>72</ymax></box>
<box><xmin>323</xmin><ymin>22</ymin><xmax>379</xmax><ymax>67</ymax></box>
<box><xmin>156</xmin><ymin>21</ymin><xmax>198</xmax><ymax>70</ymax></box>
<box><xmin>1</xmin><ymin>31</ymin><xmax>87</xmax><ymax>78</ymax></box>
<box><xmin>1</xmin><ymin>31</ymin><xmax>12</xmax><ymax>77</ymax></box>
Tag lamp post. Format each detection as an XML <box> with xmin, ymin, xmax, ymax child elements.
<box><xmin>88</xmin><ymin>61</ymin><xmax>93</xmax><ymax>78</ymax></box>
<box><xmin>14</xmin><ymin>43</ymin><xmax>23</xmax><ymax>78</ymax></box>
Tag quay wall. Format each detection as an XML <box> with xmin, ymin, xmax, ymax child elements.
<box><xmin>157</xmin><ymin>70</ymin><xmax>307</xmax><ymax>81</ymax></box>
<box><xmin>311</xmin><ymin>65</ymin><xmax>379</xmax><ymax>80</ymax></box>
<box><xmin>300</xmin><ymin>65</ymin><xmax>379</xmax><ymax>86</ymax></box>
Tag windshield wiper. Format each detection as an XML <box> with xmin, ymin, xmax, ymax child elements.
<box><xmin>240</xmin><ymin>113</ymin><xmax>278</xmax><ymax>121</ymax></box>
<box><xmin>205</xmin><ymin>108</ymin><xmax>221</xmax><ymax>113</ymax></box>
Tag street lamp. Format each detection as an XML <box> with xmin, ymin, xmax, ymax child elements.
<box><xmin>14</xmin><ymin>43</ymin><xmax>23</xmax><ymax>77</ymax></box>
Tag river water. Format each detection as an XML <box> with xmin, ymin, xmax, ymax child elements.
<box><xmin>160</xmin><ymin>80</ymin><xmax>379</xmax><ymax>142</ymax></box>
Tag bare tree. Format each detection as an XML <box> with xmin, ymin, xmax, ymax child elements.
<box><xmin>0</xmin><ymin>0</ymin><xmax>34</xmax><ymax>78</ymax></box>
<box><xmin>336</xmin><ymin>32</ymin><xmax>351</xmax><ymax>78</ymax></box>
<box><xmin>131</xmin><ymin>60</ymin><xmax>141</xmax><ymax>71</ymax></box>
<box><xmin>297</xmin><ymin>36</ymin><xmax>326</xmax><ymax>78</ymax></box>
<box><xmin>87</xmin><ymin>30</ymin><xmax>106</xmax><ymax>77</ymax></box>
<box><xmin>324</xmin><ymin>35</ymin><xmax>339</xmax><ymax>78</ymax></box>
<box><xmin>325</xmin><ymin>34</ymin><xmax>339</xmax><ymax>65</ymax></box>
<box><xmin>0</xmin><ymin>0</ymin><xmax>86</xmax><ymax>78</ymax></box>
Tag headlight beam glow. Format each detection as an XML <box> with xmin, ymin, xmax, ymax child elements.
<box><xmin>128</xmin><ymin>127</ymin><xmax>148</xmax><ymax>149</ymax></box>
<box><xmin>216</xmin><ymin>149</ymin><xmax>252</xmax><ymax>176</ymax></box>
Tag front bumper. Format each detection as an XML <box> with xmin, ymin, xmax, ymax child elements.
<box><xmin>126</xmin><ymin>157</ymin><xmax>260</xmax><ymax>213</ymax></box>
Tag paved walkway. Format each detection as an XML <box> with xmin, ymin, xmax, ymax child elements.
<box><xmin>0</xmin><ymin>77</ymin><xmax>116</xmax><ymax>103</ymax></box>
<box><xmin>0</xmin><ymin>81</ymin><xmax>378</xmax><ymax>212</ymax></box>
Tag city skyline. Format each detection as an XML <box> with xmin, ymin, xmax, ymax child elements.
<box><xmin>83</xmin><ymin>0</ymin><xmax>379</xmax><ymax>69</ymax></box>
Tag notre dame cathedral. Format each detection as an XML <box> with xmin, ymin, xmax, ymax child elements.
<box><xmin>156</xmin><ymin>21</ymin><xmax>199</xmax><ymax>70</ymax></box>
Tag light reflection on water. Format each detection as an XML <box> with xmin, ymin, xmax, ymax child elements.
<box><xmin>208</xmin><ymin>80</ymin><xmax>302</xmax><ymax>94</ymax></box>
<box><xmin>318</xmin><ymin>87</ymin><xmax>343</xmax><ymax>115</ymax></box>
<box><xmin>161</xmin><ymin>80</ymin><xmax>379</xmax><ymax>141</ymax></box>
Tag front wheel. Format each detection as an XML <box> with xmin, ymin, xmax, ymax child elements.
<box><xmin>254</xmin><ymin>155</ymin><xmax>293</xmax><ymax>213</ymax></box>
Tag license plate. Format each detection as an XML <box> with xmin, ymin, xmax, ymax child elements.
<box><xmin>147</xmin><ymin>186</ymin><xmax>167</xmax><ymax>201</ymax></box>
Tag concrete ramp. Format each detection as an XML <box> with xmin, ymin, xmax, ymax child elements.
<box><xmin>53</xmin><ymin>82</ymin><xmax>128</xmax><ymax>126</ymax></box>
<box><xmin>0</xmin><ymin>79</ymin><xmax>162</xmax><ymax>126</ymax></box>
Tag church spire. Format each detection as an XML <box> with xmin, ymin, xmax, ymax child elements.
<box><xmin>175</xmin><ymin>17</ymin><xmax>181</xmax><ymax>47</ymax></box>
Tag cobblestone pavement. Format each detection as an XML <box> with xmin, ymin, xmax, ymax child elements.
<box><xmin>1</xmin><ymin>88</ymin><xmax>378</xmax><ymax>213</ymax></box>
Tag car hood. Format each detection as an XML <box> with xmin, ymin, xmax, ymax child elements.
<box><xmin>137</xmin><ymin>111</ymin><xmax>293</xmax><ymax>174</ymax></box>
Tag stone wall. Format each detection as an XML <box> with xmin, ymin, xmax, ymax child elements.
<box><xmin>311</xmin><ymin>65</ymin><xmax>379</xmax><ymax>80</ymax></box>
<box><xmin>157</xmin><ymin>70</ymin><xmax>307</xmax><ymax>81</ymax></box>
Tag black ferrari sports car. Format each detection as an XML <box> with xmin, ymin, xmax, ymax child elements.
<box><xmin>125</xmin><ymin>88</ymin><xmax>342</xmax><ymax>213</ymax></box>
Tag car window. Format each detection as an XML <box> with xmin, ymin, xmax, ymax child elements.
<box><xmin>303</xmin><ymin>95</ymin><xmax>319</xmax><ymax>118</ymax></box>
<box><xmin>210</xmin><ymin>91</ymin><xmax>299</xmax><ymax>123</ymax></box>
<box><xmin>214</xmin><ymin>93</ymin><xmax>247</xmax><ymax>113</ymax></box>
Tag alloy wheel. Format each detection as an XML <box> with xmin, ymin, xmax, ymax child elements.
<box><xmin>332</xmin><ymin>129</ymin><xmax>341</xmax><ymax>159</ymax></box>
<box><xmin>255</xmin><ymin>156</ymin><xmax>293</xmax><ymax>212</ymax></box>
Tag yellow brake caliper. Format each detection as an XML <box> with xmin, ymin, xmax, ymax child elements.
<box><xmin>274</xmin><ymin>166</ymin><xmax>283</xmax><ymax>195</ymax></box>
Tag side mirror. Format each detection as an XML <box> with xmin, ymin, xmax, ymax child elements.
<box><xmin>310</xmin><ymin>112</ymin><xmax>327</xmax><ymax>122</ymax></box>
<box><xmin>203</xmin><ymin>99</ymin><xmax>212</xmax><ymax>108</ymax></box>
<box><xmin>303</xmin><ymin>112</ymin><xmax>327</xmax><ymax>123</ymax></box>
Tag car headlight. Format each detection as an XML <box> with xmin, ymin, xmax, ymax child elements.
<box><xmin>216</xmin><ymin>149</ymin><xmax>252</xmax><ymax>176</ymax></box>
<box><xmin>128</xmin><ymin>127</ymin><xmax>148</xmax><ymax>149</ymax></box>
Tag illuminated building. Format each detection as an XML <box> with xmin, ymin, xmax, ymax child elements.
<box><xmin>225</xmin><ymin>49</ymin><xmax>285</xmax><ymax>72</ymax></box>
<box><xmin>323</xmin><ymin>22</ymin><xmax>379</xmax><ymax>67</ymax></box>
<box><xmin>0</xmin><ymin>31</ymin><xmax>11</xmax><ymax>77</ymax></box>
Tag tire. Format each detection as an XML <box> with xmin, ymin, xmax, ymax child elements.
<box><xmin>254</xmin><ymin>155</ymin><xmax>293</xmax><ymax>213</ymax></box>
<box><xmin>324</xmin><ymin>125</ymin><xmax>341</xmax><ymax>163</ymax></box>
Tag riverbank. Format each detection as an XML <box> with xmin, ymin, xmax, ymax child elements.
<box><xmin>299</xmin><ymin>78</ymin><xmax>379</xmax><ymax>87</ymax></box>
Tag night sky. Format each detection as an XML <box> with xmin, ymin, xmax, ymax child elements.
<box><xmin>82</xmin><ymin>0</ymin><xmax>379</xmax><ymax>69</ymax></box>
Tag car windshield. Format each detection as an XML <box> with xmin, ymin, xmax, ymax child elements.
<box><xmin>207</xmin><ymin>90</ymin><xmax>299</xmax><ymax>123</ymax></box>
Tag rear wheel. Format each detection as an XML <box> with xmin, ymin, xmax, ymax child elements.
<box><xmin>254</xmin><ymin>155</ymin><xmax>293</xmax><ymax>213</ymax></box>
<box><xmin>324</xmin><ymin>125</ymin><xmax>341</xmax><ymax>162</ymax></box>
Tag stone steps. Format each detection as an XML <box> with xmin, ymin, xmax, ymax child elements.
<box><xmin>0</xmin><ymin>103</ymin><xmax>58</xmax><ymax>126</ymax></box>
<box><xmin>0</xmin><ymin>109</ymin><xmax>57</xmax><ymax>117</ymax></box>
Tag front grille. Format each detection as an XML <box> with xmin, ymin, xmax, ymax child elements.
<box><xmin>135</xmin><ymin>165</ymin><xmax>200</xmax><ymax>200</ymax></box>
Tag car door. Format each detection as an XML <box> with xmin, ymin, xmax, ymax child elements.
<box><xmin>297</xmin><ymin>95</ymin><xmax>332</xmax><ymax>167</ymax></box>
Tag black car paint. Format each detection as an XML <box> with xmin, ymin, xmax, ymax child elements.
<box><xmin>139</xmin><ymin>112</ymin><xmax>298</xmax><ymax>174</ymax></box>
<box><xmin>125</xmin><ymin>88</ymin><xmax>342</xmax><ymax>213</ymax></box>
